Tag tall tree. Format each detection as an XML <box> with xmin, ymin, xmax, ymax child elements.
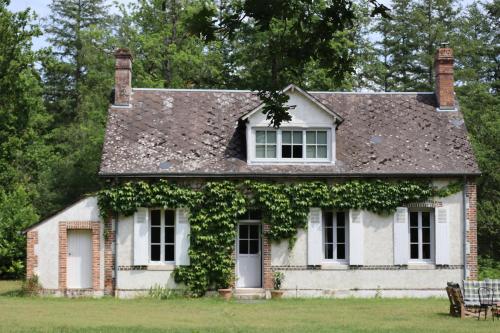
<box><xmin>40</xmin><ymin>0</ymin><xmax>114</xmax><ymax>214</ymax></box>
<box><xmin>44</xmin><ymin>0</ymin><xmax>109</xmax><ymax>122</ymax></box>
<box><xmin>115</xmin><ymin>0</ymin><xmax>225</xmax><ymax>88</ymax></box>
<box><xmin>0</xmin><ymin>0</ymin><xmax>47</xmax><ymax>278</ymax></box>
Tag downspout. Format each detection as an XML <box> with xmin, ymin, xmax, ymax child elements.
<box><xmin>462</xmin><ymin>176</ymin><xmax>468</xmax><ymax>281</ymax></box>
<box><xmin>113</xmin><ymin>176</ymin><xmax>119</xmax><ymax>296</ymax></box>
<box><xmin>114</xmin><ymin>211</ymin><xmax>119</xmax><ymax>296</ymax></box>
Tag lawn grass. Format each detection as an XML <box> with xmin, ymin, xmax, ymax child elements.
<box><xmin>0</xmin><ymin>281</ymin><xmax>496</xmax><ymax>333</ymax></box>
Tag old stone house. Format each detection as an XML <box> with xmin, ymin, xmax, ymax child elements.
<box><xmin>25</xmin><ymin>47</ymin><xmax>479</xmax><ymax>298</ymax></box>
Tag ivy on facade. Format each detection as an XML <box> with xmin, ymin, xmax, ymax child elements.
<box><xmin>97</xmin><ymin>179</ymin><xmax>461</xmax><ymax>296</ymax></box>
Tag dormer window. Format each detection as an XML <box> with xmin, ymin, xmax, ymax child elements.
<box><xmin>252</xmin><ymin>128</ymin><xmax>331</xmax><ymax>163</ymax></box>
<box><xmin>243</xmin><ymin>84</ymin><xmax>341</xmax><ymax>165</ymax></box>
<box><xmin>255</xmin><ymin>130</ymin><xmax>277</xmax><ymax>158</ymax></box>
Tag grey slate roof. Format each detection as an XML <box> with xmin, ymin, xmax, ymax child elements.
<box><xmin>99</xmin><ymin>88</ymin><xmax>480</xmax><ymax>177</ymax></box>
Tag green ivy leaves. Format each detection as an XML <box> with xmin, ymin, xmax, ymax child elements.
<box><xmin>97</xmin><ymin>179</ymin><xmax>461</xmax><ymax>296</ymax></box>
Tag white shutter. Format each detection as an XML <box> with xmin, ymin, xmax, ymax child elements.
<box><xmin>394</xmin><ymin>207</ymin><xmax>409</xmax><ymax>265</ymax></box>
<box><xmin>133</xmin><ymin>207</ymin><xmax>149</xmax><ymax>265</ymax></box>
<box><xmin>435</xmin><ymin>206</ymin><xmax>450</xmax><ymax>265</ymax></box>
<box><xmin>175</xmin><ymin>208</ymin><xmax>190</xmax><ymax>265</ymax></box>
<box><xmin>349</xmin><ymin>210</ymin><xmax>364</xmax><ymax>265</ymax></box>
<box><xmin>307</xmin><ymin>207</ymin><xmax>322</xmax><ymax>266</ymax></box>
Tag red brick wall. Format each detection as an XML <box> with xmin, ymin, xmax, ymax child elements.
<box><xmin>103</xmin><ymin>216</ymin><xmax>115</xmax><ymax>295</ymax></box>
<box><xmin>262</xmin><ymin>223</ymin><xmax>273</xmax><ymax>289</ymax></box>
<box><xmin>26</xmin><ymin>230</ymin><xmax>38</xmax><ymax>278</ymax></box>
<box><xmin>114</xmin><ymin>48</ymin><xmax>132</xmax><ymax>105</ymax></box>
<box><xmin>435</xmin><ymin>48</ymin><xmax>455</xmax><ymax>109</ymax></box>
<box><xmin>465</xmin><ymin>180</ymin><xmax>478</xmax><ymax>280</ymax></box>
<box><xmin>58</xmin><ymin>221</ymin><xmax>101</xmax><ymax>290</ymax></box>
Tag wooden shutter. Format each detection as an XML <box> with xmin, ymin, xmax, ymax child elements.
<box><xmin>349</xmin><ymin>210</ymin><xmax>364</xmax><ymax>265</ymax></box>
<box><xmin>307</xmin><ymin>207</ymin><xmax>322</xmax><ymax>266</ymax></box>
<box><xmin>393</xmin><ymin>207</ymin><xmax>409</xmax><ymax>265</ymax></box>
<box><xmin>175</xmin><ymin>208</ymin><xmax>190</xmax><ymax>266</ymax></box>
<box><xmin>435</xmin><ymin>206</ymin><xmax>450</xmax><ymax>265</ymax></box>
<box><xmin>133</xmin><ymin>207</ymin><xmax>149</xmax><ymax>265</ymax></box>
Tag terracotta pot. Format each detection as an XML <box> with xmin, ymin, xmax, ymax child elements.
<box><xmin>271</xmin><ymin>290</ymin><xmax>284</xmax><ymax>299</ymax></box>
<box><xmin>218</xmin><ymin>288</ymin><xmax>232</xmax><ymax>300</ymax></box>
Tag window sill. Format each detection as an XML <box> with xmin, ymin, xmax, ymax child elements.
<box><xmin>407</xmin><ymin>262</ymin><xmax>436</xmax><ymax>269</ymax></box>
<box><xmin>147</xmin><ymin>264</ymin><xmax>176</xmax><ymax>271</ymax></box>
<box><xmin>321</xmin><ymin>262</ymin><xmax>349</xmax><ymax>270</ymax></box>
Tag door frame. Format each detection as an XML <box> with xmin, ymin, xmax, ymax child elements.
<box><xmin>58</xmin><ymin>221</ymin><xmax>101</xmax><ymax>291</ymax></box>
<box><xmin>235</xmin><ymin>219</ymin><xmax>262</xmax><ymax>288</ymax></box>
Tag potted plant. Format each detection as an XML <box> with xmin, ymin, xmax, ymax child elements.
<box><xmin>218</xmin><ymin>276</ymin><xmax>233</xmax><ymax>300</ymax></box>
<box><xmin>271</xmin><ymin>272</ymin><xmax>285</xmax><ymax>299</ymax></box>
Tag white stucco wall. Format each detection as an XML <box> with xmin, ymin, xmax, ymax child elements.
<box><xmin>271</xmin><ymin>179</ymin><xmax>465</xmax><ymax>295</ymax></box>
<box><xmin>30</xmin><ymin>179</ymin><xmax>467</xmax><ymax>297</ymax></box>
<box><xmin>29</xmin><ymin>196</ymin><xmax>104</xmax><ymax>290</ymax></box>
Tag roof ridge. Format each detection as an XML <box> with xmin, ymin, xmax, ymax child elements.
<box><xmin>132</xmin><ymin>87</ymin><xmax>435</xmax><ymax>95</ymax></box>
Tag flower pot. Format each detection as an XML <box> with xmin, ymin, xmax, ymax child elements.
<box><xmin>271</xmin><ymin>290</ymin><xmax>284</xmax><ymax>299</ymax></box>
<box><xmin>218</xmin><ymin>288</ymin><xmax>232</xmax><ymax>300</ymax></box>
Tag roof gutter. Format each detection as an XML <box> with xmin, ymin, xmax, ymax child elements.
<box><xmin>99</xmin><ymin>172</ymin><xmax>481</xmax><ymax>179</ymax></box>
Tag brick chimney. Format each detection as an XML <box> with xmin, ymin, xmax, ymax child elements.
<box><xmin>434</xmin><ymin>45</ymin><xmax>455</xmax><ymax>110</ymax></box>
<box><xmin>114</xmin><ymin>48</ymin><xmax>133</xmax><ymax>106</ymax></box>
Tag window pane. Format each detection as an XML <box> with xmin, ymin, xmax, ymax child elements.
<box><xmin>325</xmin><ymin>228</ymin><xmax>333</xmax><ymax>243</ymax></box>
<box><xmin>293</xmin><ymin>131</ymin><xmax>303</xmax><ymax>144</ymax></box>
<box><xmin>151</xmin><ymin>245</ymin><xmax>161</xmax><ymax>261</ymax></box>
<box><xmin>249</xmin><ymin>225</ymin><xmax>259</xmax><ymax>239</ymax></box>
<box><xmin>410</xmin><ymin>212</ymin><xmax>418</xmax><ymax>227</ymax></box>
<box><xmin>337</xmin><ymin>212</ymin><xmax>346</xmax><ymax>227</ymax></box>
<box><xmin>256</xmin><ymin>131</ymin><xmax>265</xmax><ymax>144</ymax></box>
<box><xmin>422</xmin><ymin>212</ymin><xmax>430</xmax><ymax>227</ymax></box>
<box><xmin>267</xmin><ymin>131</ymin><xmax>276</xmax><ymax>144</ymax></box>
<box><xmin>282</xmin><ymin>131</ymin><xmax>291</xmax><ymax>144</ymax></box>
<box><xmin>249</xmin><ymin>240</ymin><xmax>259</xmax><ymax>254</ymax></box>
<box><xmin>282</xmin><ymin>145</ymin><xmax>292</xmax><ymax>158</ymax></box>
<box><xmin>165</xmin><ymin>245</ymin><xmax>174</xmax><ymax>261</ymax></box>
<box><xmin>337</xmin><ymin>227</ymin><xmax>345</xmax><ymax>243</ymax></box>
<box><xmin>239</xmin><ymin>225</ymin><xmax>248</xmax><ymax>238</ymax></box>
<box><xmin>410</xmin><ymin>244</ymin><xmax>419</xmax><ymax>259</ymax></box>
<box><xmin>422</xmin><ymin>227</ymin><xmax>430</xmax><ymax>243</ymax></box>
<box><xmin>324</xmin><ymin>212</ymin><xmax>333</xmax><ymax>227</ymax></box>
<box><xmin>337</xmin><ymin>244</ymin><xmax>345</xmax><ymax>260</ymax></box>
<box><xmin>410</xmin><ymin>227</ymin><xmax>418</xmax><ymax>243</ymax></box>
<box><xmin>267</xmin><ymin>145</ymin><xmax>276</xmax><ymax>158</ymax></box>
<box><xmin>325</xmin><ymin>244</ymin><xmax>333</xmax><ymax>259</ymax></box>
<box><xmin>151</xmin><ymin>210</ymin><xmax>161</xmax><ymax>226</ymax></box>
<box><xmin>317</xmin><ymin>131</ymin><xmax>327</xmax><ymax>144</ymax></box>
<box><xmin>151</xmin><ymin>226</ymin><xmax>161</xmax><ymax>243</ymax></box>
<box><xmin>292</xmin><ymin>145</ymin><xmax>303</xmax><ymax>158</ymax></box>
<box><xmin>306</xmin><ymin>131</ymin><xmax>316</xmax><ymax>144</ymax></box>
<box><xmin>256</xmin><ymin>145</ymin><xmax>265</xmax><ymax>158</ymax></box>
<box><xmin>317</xmin><ymin>145</ymin><xmax>327</xmax><ymax>158</ymax></box>
<box><xmin>422</xmin><ymin>244</ymin><xmax>431</xmax><ymax>259</ymax></box>
<box><xmin>306</xmin><ymin>146</ymin><xmax>316</xmax><ymax>158</ymax></box>
<box><xmin>239</xmin><ymin>240</ymin><xmax>248</xmax><ymax>254</ymax></box>
<box><xmin>165</xmin><ymin>210</ymin><xmax>175</xmax><ymax>226</ymax></box>
<box><xmin>165</xmin><ymin>226</ymin><xmax>174</xmax><ymax>243</ymax></box>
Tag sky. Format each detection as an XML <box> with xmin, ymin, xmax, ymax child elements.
<box><xmin>9</xmin><ymin>0</ymin><xmax>476</xmax><ymax>51</ymax></box>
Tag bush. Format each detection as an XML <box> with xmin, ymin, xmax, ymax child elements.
<box><xmin>148</xmin><ymin>284</ymin><xmax>180</xmax><ymax>299</ymax></box>
<box><xmin>478</xmin><ymin>255</ymin><xmax>500</xmax><ymax>280</ymax></box>
<box><xmin>273</xmin><ymin>272</ymin><xmax>284</xmax><ymax>290</ymax></box>
<box><xmin>21</xmin><ymin>275</ymin><xmax>41</xmax><ymax>296</ymax></box>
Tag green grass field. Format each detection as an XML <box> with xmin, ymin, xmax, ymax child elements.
<box><xmin>0</xmin><ymin>280</ymin><xmax>496</xmax><ymax>333</ymax></box>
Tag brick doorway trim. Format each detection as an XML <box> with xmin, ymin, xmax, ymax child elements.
<box><xmin>58</xmin><ymin>221</ymin><xmax>101</xmax><ymax>291</ymax></box>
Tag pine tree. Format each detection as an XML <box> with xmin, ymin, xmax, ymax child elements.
<box><xmin>44</xmin><ymin>0</ymin><xmax>110</xmax><ymax>121</ymax></box>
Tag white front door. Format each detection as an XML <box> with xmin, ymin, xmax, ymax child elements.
<box><xmin>67</xmin><ymin>230</ymin><xmax>92</xmax><ymax>289</ymax></box>
<box><xmin>236</xmin><ymin>223</ymin><xmax>261</xmax><ymax>288</ymax></box>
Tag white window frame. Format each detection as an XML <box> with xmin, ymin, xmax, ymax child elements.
<box><xmin>408</xmin><ymin>209</ymin><xmax>435</xmax><ymax>264</ymax></box>
<box><xmin>250</xmin><ymin>127</ymin><xmax>332</xmax><ymax>163</ymax></box>
<box><xmin>322</xmin><ymin>210</ymin><xmax>349</xmax><ymax>264</ymax></box>
<box><xmin>149</xmin><ymin>208</ymin><xmax>176</xmax><ymax>264</ymax></box>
